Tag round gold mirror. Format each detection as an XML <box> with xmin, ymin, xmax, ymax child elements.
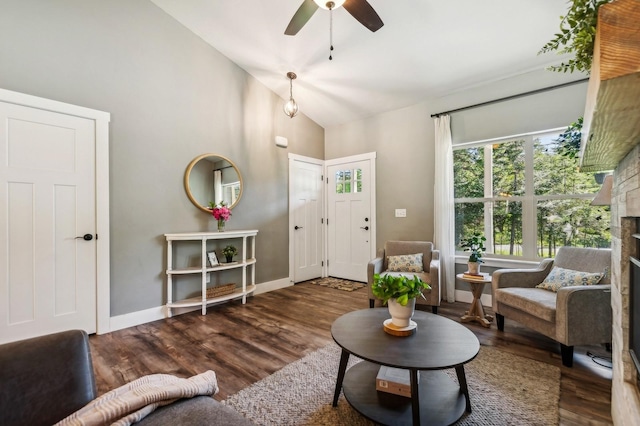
<box><xmin>184</xmin><ymin>154</ymin><xmax>243</xmax><ymax>213</ymax></box>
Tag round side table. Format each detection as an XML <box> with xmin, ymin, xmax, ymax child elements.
<box><xmin>456</xmin><ymin>273</ymin><xmax>494</xmax><ymax>328</ymax></box>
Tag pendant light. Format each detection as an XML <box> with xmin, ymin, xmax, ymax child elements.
<box><xmin>284</xmin><ymin>72</ymin><xmax>299</xmax><ymax>118</ymax></box>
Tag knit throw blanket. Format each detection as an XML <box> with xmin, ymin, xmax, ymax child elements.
<box><xmin>55</xmin><ymin>371</ymin><xmax>219</xmax><ymax>426</ymax></box>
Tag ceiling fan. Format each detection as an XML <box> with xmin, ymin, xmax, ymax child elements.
<box><xmin>284</xmin><ymin>0</ymin><xmax>384</xmax><ymax>36</ymax></box>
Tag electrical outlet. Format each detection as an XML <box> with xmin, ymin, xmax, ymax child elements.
<box><xmin>395</xmin><ymin>209</ymin><xmax>407</xmax><ymax>218</ymax></box>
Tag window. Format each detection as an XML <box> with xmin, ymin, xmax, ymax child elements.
<box><xmin>454</xmin><ymin>129</ymin><xmax>611</xmax><ymax>260</ymax></box>
<box><xmin>335</xmin><ymin>168</ymin><xmax>363</xmax><ymax>194</ymax></box>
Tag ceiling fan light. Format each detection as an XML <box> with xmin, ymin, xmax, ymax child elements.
<box><xmin>313</xmin><ymin>0</ymin><xmax>346</xmax><ymax>10</ymax></box>
<box><xmin>284</xmin><ymin>98</ymin><xmax>299</xmax><ymax>118</ymax></box>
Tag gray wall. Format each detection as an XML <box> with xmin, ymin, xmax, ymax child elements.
<box><xmin>0</xmin><ymin>0</ymin><xmax>324</xmax><ymax>316</ymax></box>
<box><xmin>325</xmin><ymin>69</ymin><xmax>588</xmax><ymax>292</ymax></box>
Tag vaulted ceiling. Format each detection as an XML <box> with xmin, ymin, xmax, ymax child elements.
<box><xmin>150</xmin><ymin>0</ymin><xmax>582</xmax><ymax>128</ymax></box>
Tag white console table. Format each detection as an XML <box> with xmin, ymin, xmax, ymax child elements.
<box><xmin>164</xmin><ymin>230</ymin><xmax>258</xmax><ymax>316</ymax></box>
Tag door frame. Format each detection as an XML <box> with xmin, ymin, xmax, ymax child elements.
<box><xmin>0</xmin><ymin>88</ymin><xmax>111</xmax><ymax>335</ymax></box>
<box><xmin>325</xmin><ymin>152</ymin><xmax>377</xmax><ymax>278</ymax></box>
<box><xmin>288</xmin><ymin>153</ymin><xmax>325</xmax><ymax>282</ymax></box>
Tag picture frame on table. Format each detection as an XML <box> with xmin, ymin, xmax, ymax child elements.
<box><xmin>207</xmin><ymin>251</ymin><xmax>219</xmax><ymax>267</ymax></box>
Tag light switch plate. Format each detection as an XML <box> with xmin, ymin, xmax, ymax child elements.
<box><xmin>395</xmin><ymin>209</ymin><xmax>407</xmax><ymax>218</ymax></box>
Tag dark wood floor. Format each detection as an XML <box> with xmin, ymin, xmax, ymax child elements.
<box><xmin>90</xmin><ymin>283</ymin><xmax>613</xmax><ymax>425</ymax></box>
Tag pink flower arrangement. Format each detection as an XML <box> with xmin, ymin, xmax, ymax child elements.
<box><xmin>209</xmin><ymin>202</ymin><xmax>232</xmax><ymax>222</ymax></box>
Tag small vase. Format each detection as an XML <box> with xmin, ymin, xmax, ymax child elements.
<box><xmin>217</xmin><ymin>219</ymin><xmax>225</xmax><ymax>232</ymax></box>
<box><xmin>225</xmin><ymin>255</ymin><xmax>233</xmax><ymax>263</ymax></box>
<box><xmin>388</xmin><ymin>298</ymin><xmax>416</xmax><ymax>328</ymax></box>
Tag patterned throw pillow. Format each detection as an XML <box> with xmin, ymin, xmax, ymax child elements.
<box><xmin>535</xmin><ymin>266</ymin><xmax>604</xmax><ymax>292</ymax></box>
<box><xmin>387</xmin><ymin>253</ymin><xmax>424</xmax><ymax>273</ymax></box>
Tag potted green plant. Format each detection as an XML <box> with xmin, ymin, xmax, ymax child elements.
<box><xmin>222</xmin><ymin>245</ymin><xmax>238</xmax><ymax>263</ymax></box>
<box><xmin>372</xmin><ymin>274</ymin><xmax>431</xmax><ymax>328</ymax></box>
<box><xmin>460</xmin><ymin>232</ymin><xmax>486</xmax><ymax>275</ymax></box>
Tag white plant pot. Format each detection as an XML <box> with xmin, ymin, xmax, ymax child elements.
<box><xmin>388</xmin><ymin>298</ymin><xmax>416</xmax><ymax>328</ymax></box>
<box><xmin>468</xmin><ymin>262</ymin><xmax>480</xmax><ymax>275</ymax></box>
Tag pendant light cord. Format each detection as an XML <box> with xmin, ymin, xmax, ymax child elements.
<box><xmin>289</xmin><ymin>76</ymin><xmax>293</xmax><ymax>99</ymax></box>
<box><xmin>329</xmin><ymin>4</ymin><xmax>334</xmax><ymax>60</ymax></box>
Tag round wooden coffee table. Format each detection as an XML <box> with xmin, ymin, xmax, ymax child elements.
<box><xmin>331</xmin><ymin>308</ymin><xmax>480</xmax><ymax>425</ymax></box>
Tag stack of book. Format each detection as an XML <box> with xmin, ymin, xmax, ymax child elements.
<box><xmin>462</xmin><ymin>272</ymin><xmax>488</xmax><ymax>280</ymax></box>
<box><xmin>376</xmin><ymin>366</ymin><xmax>416</xmax><ymax>398</ymax></box>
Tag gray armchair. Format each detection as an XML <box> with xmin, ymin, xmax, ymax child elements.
<box><xmin>492</xmin><ymin>246</ymin><xmax>611</xmax><ymax>367</ymax></box>
<box><xmin>367</xmin><ymin>241</ymin><xmax>441</xmax><ymax>313</ymax></box>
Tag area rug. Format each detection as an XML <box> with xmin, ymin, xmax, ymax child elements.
<box><xmin>306</xmin><ymin>277</ymin><xmax>366</xmax><ymax>292</ymax></box>
<box><xmin>223</xmin><ymin>343</ymin><xmax>560</xmax><ymax>425</ymax></box>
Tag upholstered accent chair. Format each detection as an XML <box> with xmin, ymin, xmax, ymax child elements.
<box><xmin>367</xmin><ymin>241</ymin><xmax>441</xmax><ymax>313</ymax></box>
<box><xmin>492</xmin><ymin>247</ymin><xmax>612</xmax><ymax>367</ymax></box>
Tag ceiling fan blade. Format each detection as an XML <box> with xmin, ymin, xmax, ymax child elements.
<box><xmin>285</xmin><ymin>0</ymin><xmax>319</xmax><ymax>35</ymax></box>
<box><xmin>343</xmin><ymin>0</ymin><xmax>384</xmax><ymax>32</ymax></box>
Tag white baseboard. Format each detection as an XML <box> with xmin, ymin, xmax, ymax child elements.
<box><xmin>254</xmin><ymin>277</ymin><xmax>292</xmax><ymax>295</ymax></box>
<box><xmin>454</xmin><ymin>289</ymin><xmax>492</xmax><ymax>307</ymax></box>
<box><xmin>108</xmin><ymin>277</ymin><xmax>293</xmax><ymax>333</ymax></box>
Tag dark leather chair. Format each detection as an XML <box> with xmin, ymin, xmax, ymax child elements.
<box><xmin>0</xmin><ymin>330</ymin><xmax>254</xmax><ymax>426</ymax></box>
<box><xmin>0</xmin><ymin>330</ymin><xmax>96</xmax><ymax>426</ymax></box>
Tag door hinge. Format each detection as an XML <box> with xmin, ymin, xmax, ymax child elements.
<box><xmin>322</xmin><ymin>260</ymin><xmax>324</xmax><ymax>267</ymax></box>
<box><xmin>321</xmin><ymin>218</ymin><xmax>324</xmax><ymax>224</ymax></box>
<box><xmin>321</xmin><ymin>174</ymin><xmax>323</xmax><ymax>181</ymax></box>
<box><xmin>326</xmin><ymin>218</ymin><xmax>329</xmax><ymax>225</ymax></box>
<box><xmin>326</xmin><ymin>177</ymin><xmax>328</xmax><ymax>184</ymax></box>
<box><xmin>327</xmin><ymin>259</ymin><xmax>329</xmax><ymax>267</ymax></box>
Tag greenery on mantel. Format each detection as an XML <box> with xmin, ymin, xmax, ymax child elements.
<box><xmin>539</xmin><ymin>0</ymin><xmax>613</xmax><ymax>73</ymax></box>
<box><xmin>555</xmin><ymin>117</ymin><xmax>584</xmax><ymax>159</ymax></box>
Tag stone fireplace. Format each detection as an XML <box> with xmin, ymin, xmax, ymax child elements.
<box><xmin>610</xmin><ymin>145</ymin><xmax>640</xmax><ymax>424</ymax></box>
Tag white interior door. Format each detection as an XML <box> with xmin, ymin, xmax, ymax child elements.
<box><xmin>326</xmin><ymin>154</ymin><xmax>376</xmax><ymax>282</ymax></box>
<box><xmin>0</xmin><ymin>101</ymin><xmax>98</xmax><ymax>343</ymax></box>
<box><xmin>289</xmin><ymin>155</ymin><xmax>323</xmax><ymax>283</ymax></box>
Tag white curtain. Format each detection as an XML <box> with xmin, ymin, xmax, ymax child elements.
<box><xmin>433</xmin><ymin>115</ymin><xmax>456</xmax><ymax>302</ymax></box>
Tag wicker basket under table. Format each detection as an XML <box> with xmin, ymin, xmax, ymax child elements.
<box><xmin>206</xmin><ymin>283</ymin><xmax>236</xmax><ymax>298</ymax></box>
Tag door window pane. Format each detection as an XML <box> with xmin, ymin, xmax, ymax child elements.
<box><xmin>335</xmin><ymin>169</ymin><xmax>363</xmax><ymax>194</ymax></box>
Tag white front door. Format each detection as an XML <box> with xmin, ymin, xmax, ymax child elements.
<box><xmin>326</xmin><ymin>154</ymin><xmax>376</xmax><ymax>282</ymax></box>
<box><xmin>0</xmin><ymin>101</ymin><xmax>98</xmax><ymax>343</ymax></box>
<box><xmin>289</xmin><ymin>155</ymin><xmax>323</xmax><ymax>283</ymax></box>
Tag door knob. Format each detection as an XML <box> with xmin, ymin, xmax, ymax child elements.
<box><xmin>295</xmin><ymin>226</ymin><xmax>304</xmax><ymax>230</ymax></box>
<box><xmin>76</xmin><ymin>234</ymin><xmax>93</xmax><ymax>241</ymax></box>
<box><xmin>360</xmin><ymin>226</ymin><xmax>369</xmax><ymax>231</ymax></box>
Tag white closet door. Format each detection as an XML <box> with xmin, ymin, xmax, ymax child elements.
<box><xmin>0</xmin><ymin>101</ymin><xmax>97</xmax><ymax>343</ymax></box>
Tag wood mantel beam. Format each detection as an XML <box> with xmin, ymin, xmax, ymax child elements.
<box><xmin>579</xmin><ymin>0</ymin><xmax>640</xmax><ymax>172</ymax></box>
